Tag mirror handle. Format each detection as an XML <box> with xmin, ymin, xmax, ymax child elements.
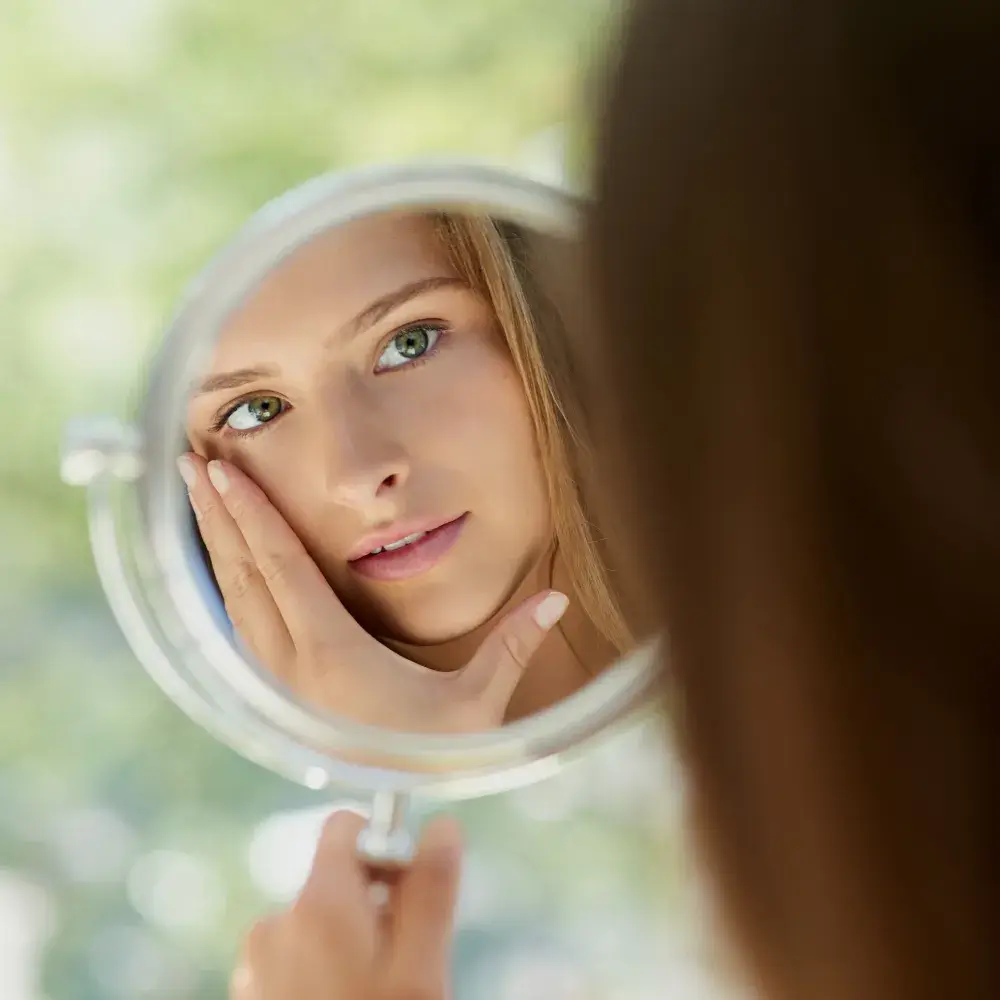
<box><xmin>356</xmin><ymin>790</ymin><xmax>415</xmax><ymax>869</ymax></box>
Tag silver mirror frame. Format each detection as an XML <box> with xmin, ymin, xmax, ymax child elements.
<box><xmin>63</xmin><ymin>160</ymin><xmax>661</xmax><ymax>799</ymax></box>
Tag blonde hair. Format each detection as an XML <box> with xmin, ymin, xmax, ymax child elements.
<box><xmin>434</xmin><ymin>213</ymin><xmax>631</xmax><ymax>656</ymax></box>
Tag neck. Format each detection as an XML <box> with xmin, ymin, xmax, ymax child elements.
<box><xmin>386</xmin><ymin>547</ymin><xmax>617</xmax><ymax>721</ymax></box>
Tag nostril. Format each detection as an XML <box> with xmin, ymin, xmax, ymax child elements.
<box><xmin>378</xmin><ymin>473</ymin><xmax>398</xmax><ymax>493</ymax></box>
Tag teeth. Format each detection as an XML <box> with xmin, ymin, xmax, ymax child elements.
<box><xmin>369</xmin><ymin>530</ymin><xmax>426</xmax><ymax>556</ymax></box>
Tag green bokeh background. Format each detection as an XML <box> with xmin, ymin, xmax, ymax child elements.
<box><xmin>0</xmin><ymin>3</ymin><xmax>718</xmax><ymax>997</ymax></box>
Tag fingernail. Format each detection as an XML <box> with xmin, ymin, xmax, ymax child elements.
<box><xmin>176</xmin><ymin>455</ymin><xmax>197</xmax><ymax>489</ymax></box>
<box><xmin>533</xmin><ymin>591</ymin><xmax>569</xmax><ymax>630</ymax></box>
<box><xmin>207</xmin><ymin>460</ymin><xmax>230</xmax><ymax>495</ymax></box>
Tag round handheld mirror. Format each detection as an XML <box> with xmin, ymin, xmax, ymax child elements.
<box><xmin>61</xmin><ymin>161</ymin><xmax>659</xmax><ymax>866</ymax></box>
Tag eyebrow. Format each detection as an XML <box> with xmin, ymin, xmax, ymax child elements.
<box><xmin>331</xmin><ymin>275</ymin><xmax>467</xmax><ymax>346</ymax></box>
<box><xmin>194</xmin><ymin>275</ymin><xmax>466</xmax><ymax>397</ymax></box>
<box><xmin>195</xmin><ymin>366</ymin><xmax>280</xmax><ymax>396</ymax></box>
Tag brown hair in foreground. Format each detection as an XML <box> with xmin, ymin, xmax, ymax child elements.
<box><xmin>586</xmin><ymin>1</ymin><xmax>1000</xmax><ymax>999</ymax></box>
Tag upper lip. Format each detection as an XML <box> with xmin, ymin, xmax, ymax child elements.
<box><xmin>346</xmin><ymin>514</ymin><xmax>465</xmax><ymax>561</ymax></box>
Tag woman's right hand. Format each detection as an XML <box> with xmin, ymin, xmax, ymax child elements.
<box><xmin>177</xmin><ymin>454</ymin><xmax>568</xmax><ymax>733</ymax></box>
<box><xmin>231</xmin><ymin>810</ymin><xmax>462</xmax><ymax>1000</ymax></box>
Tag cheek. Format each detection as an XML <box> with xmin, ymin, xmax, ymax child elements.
<box><xmin>185</xmin><ymin>426</ymin><xmax>214</xmax><ymax>460</ymax></box>
<box><xmin>217</xmin><ymin>442</ymin><xmax>322</xmax><ymax>536</ymax></box>
<box><xmin>402</xmin><ymin>347</ymin><xmax>547</xmax><ymax>497</ymax></box>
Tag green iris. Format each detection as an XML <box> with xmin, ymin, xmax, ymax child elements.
<box><xmin>248</xmin><ymin>396</ymin><xmax>282</xmax><ymax>423</ymax></box>
<box><xmin>393</xmin><ymin>326</ymin><xmax>430</xmax><ymax>359</ymax></box>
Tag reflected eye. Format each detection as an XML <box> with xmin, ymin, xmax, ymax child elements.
<box><xmin>224</xmin><ymin>395</ymin><xmax>286</xmax><ymax>432</ymax></box>
<box><xmin>375</xmin><ymin>323</ymin><xmax>443</xmax><ymax>372</ymax></box>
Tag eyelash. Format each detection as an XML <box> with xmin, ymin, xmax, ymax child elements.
<box><xmin>210</xmin><ymin>392</ymin><xmax>289</xmax><ymax>438</ymax></box>
<box><xmin>210</xmin><ymin>321</ymin><xmax>449</xmax><ymax>439</ymax></box>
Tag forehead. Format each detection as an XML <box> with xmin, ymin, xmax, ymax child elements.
<box><xmin>213</xmin><ymin>211</ymin><xmax>455</xmax><ymax>365</ymax></box>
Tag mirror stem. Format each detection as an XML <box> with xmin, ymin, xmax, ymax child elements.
<box><xmin>356</xmin><ymin>790</ymin><xmax>415</xmax><ymax>869</ymax></box>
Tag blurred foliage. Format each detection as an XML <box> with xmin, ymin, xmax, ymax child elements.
<box><xmin>0</xmin><ymin>2</ymin><xmax>718</xmax><ymax>998</ymax></box>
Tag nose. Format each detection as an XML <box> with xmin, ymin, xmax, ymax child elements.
<box><xmin>318</xmin><ymin>394</ymin><xmax>409</xmax><ymax>516</ymax></box>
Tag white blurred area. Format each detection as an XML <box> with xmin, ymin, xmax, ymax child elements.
<box><xmin>45</xmin><ymin>0</ymin><xmax>168</xmax><ymax>67</ymax></box>
<box><xmin>247</xmin><ymin>802</ymin><xmax>369</xmax><ymax>901</ymax></box>
<box><xmin>517</xmin><ymin>125</ymin><xmax>569</xmax><ymax>188</ymax></box>
<box><xmin>0</xmin><ymin>872</ymin><xmax>55</xmax><ymax>1000</ymax></box>
<box><xmin>47</xmin><ymin>807</ymin><xmax>137</xmax><ymax>885</ymax></box>
<box><xmin>127</xmin><ymin>850</ymin><xmax>226</xmax><ymax>932</ymax></box>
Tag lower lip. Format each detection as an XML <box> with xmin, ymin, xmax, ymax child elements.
<box><xmin>349</xmin><ymin>514</ymin><xmax>468</xmax><ymax>582</ymax></box>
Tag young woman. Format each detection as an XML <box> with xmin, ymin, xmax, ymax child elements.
<box><xmin>180</xmin><ymin>209</ymin><xmax>630</xmax><ymax>732</ymax></box>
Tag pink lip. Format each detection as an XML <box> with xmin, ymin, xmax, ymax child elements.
<box><xmin>348</xmin><ymin>513</ymin><xmax>468</xmax><ymax>582</ymax></box>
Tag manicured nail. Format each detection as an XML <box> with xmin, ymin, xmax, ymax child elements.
<box><xmin>207</xmin><ymin>460</ymin><xmax>230</xmax><ymax>495</ymax></box>
<box><xmin>533</xmin><ymin>591</ymin><xmax>569</xmax><ymax>630</ymax></box>
<box><xmin>176</xmin><ymin>455</ymin><xmax>197</xmax><ymax>489</ymax></box>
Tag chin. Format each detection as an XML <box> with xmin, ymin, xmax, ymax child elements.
<box><xmin>372</xmin><ymin>590</ymin><xmax>511</xmax><ymax>647</ymax></box>
<box><xmin>386</xmin><ymin>608</ymin><xmax>498</xmax><ymax>646</ymax></box>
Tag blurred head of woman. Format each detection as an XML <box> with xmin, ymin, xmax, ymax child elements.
<box><xmin>586</xmin><ymin>1</ymin><xmax>1000</xmax><ymax>998</ymax></box>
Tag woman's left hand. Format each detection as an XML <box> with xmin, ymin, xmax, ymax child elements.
<box><xmin>231</xmin><ymin>810</ymin><xmax>462</xmax><ymax>1000</ymax></box>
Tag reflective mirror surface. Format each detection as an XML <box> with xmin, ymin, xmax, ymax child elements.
<box><xmin>178</xmin><ymin>206</ymin><xmax>632</xmax><ymax>735</ymax></box>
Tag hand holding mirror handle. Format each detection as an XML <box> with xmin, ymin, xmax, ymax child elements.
<box><xmin>231</xmin><ymin>810</ymin><xmax>463</xmax><ymax>1000</ymax></box>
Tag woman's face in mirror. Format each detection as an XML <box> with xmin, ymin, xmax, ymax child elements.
<box><xmin>185</xmin><ymin>211</ymin><xmax>551</xmax><ymax>645</ymax></box>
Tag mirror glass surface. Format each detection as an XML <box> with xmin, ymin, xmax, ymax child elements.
<box><xmin>176</xmin><ymin>205</ymin><xmax>633</xmax><ymax>736</ymax></box>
